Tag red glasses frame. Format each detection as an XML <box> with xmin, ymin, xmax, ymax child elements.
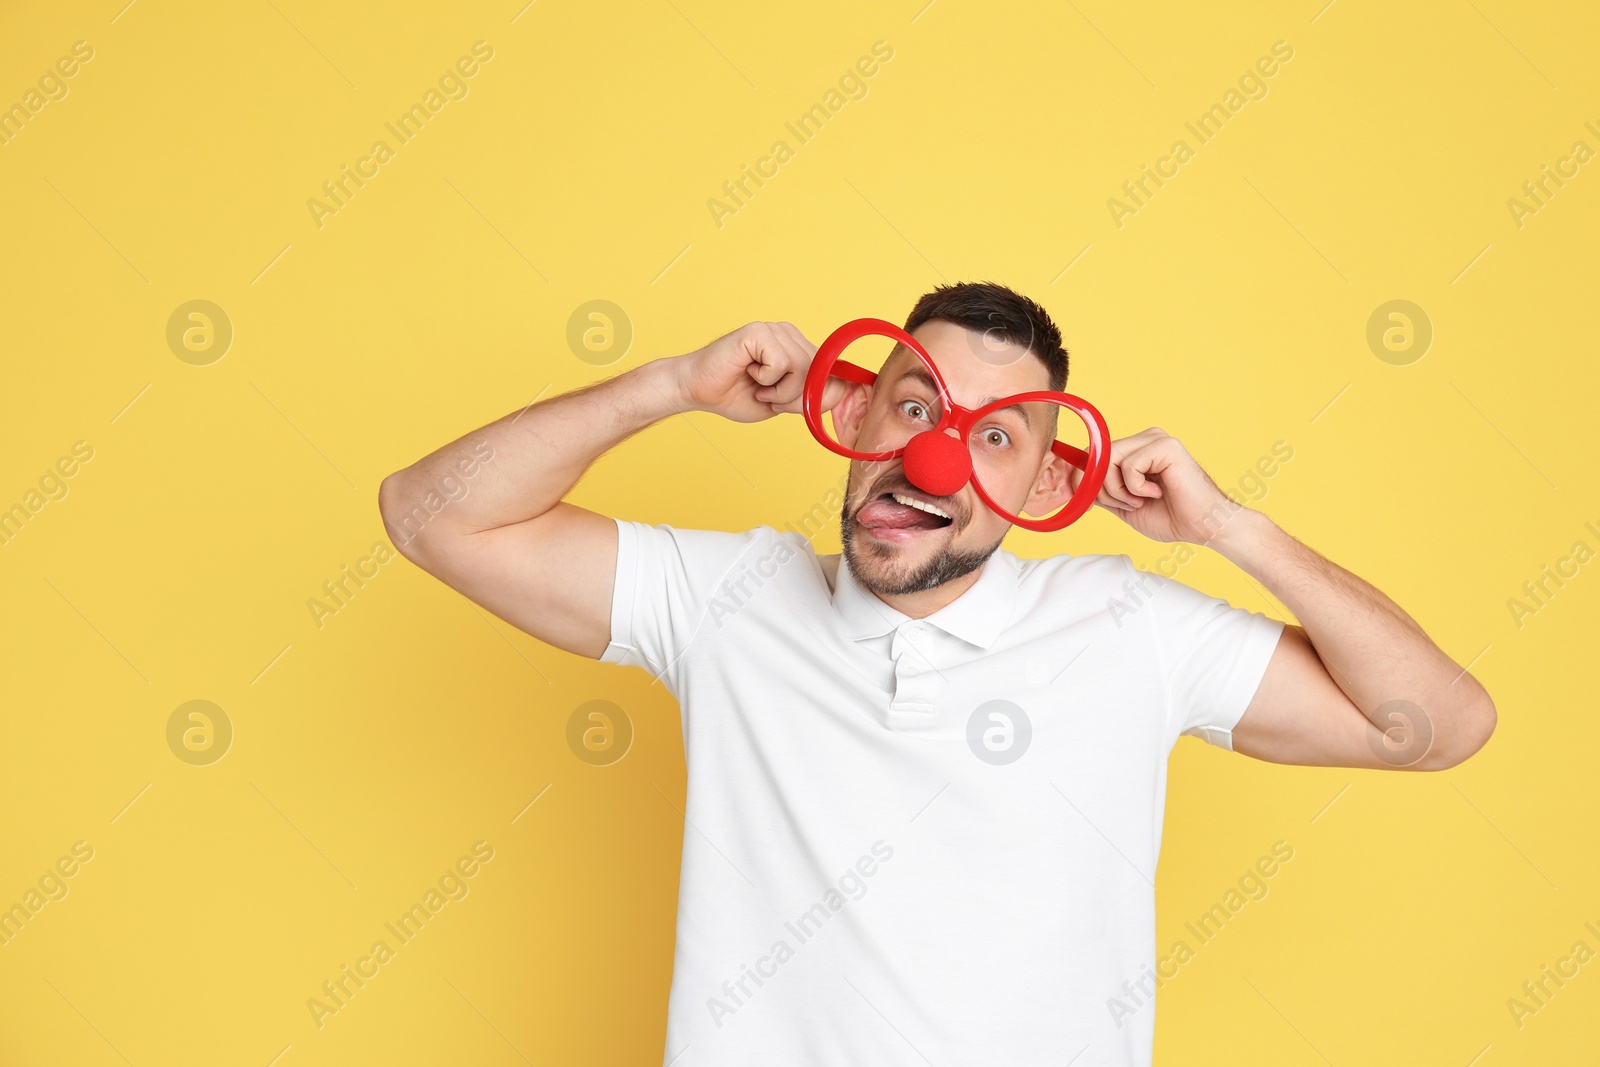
<box><xmin>801</xmin><ymin>318</ymin><xmax>1111</xmax><ymax>533</ymax></box>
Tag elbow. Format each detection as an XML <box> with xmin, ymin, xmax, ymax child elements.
<box><xmin>377</xmin><ymin>471</ymin><xmax>402</xmax><ymax>532</ymax></box>
<box><xmin>377</xmin><ymin>472</ymin><xmax>423</xmax><ymax>562</ymax></box>
<box><xmin>1419</xmin><ymin>695</ymin><xmax>1497</xmax><ymax>771</ymax></box>
<box><xmin>377</xmin><ymin>470</ymin><xmax>404</xmax><ymax>519</ymax></box>
<box><xmin>1459</xmin><ymin>695</ymin><xmax>1498</xmax><ymax>762</ymax></box>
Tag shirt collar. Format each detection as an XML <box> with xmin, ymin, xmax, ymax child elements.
<box><xmin>832</xmin><ymin>547</ymin><xmax>1019</xmax><ymax>650</ymax></box>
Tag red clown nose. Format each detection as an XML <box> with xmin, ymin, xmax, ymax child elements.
<box><xmin>902</xmin><ymin>429</ymin><xmax>972</xmax><ymax>497</ymax></box>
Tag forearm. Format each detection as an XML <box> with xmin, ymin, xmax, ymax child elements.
<box><xmin>1211</xmin><ymin>508</ymin><xmax>1495</xmax><ymax>757</ymax></box>
<box><xmin>379</xmin><ymin>354</ymin><xmax>690</xmax><ymax>541</ymax></box>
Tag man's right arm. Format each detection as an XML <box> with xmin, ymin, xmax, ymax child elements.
<box><xmin>377</xmin><ymin>321</ymin><xmax>828</xmax><ymax>660</ymax></box>
<box><xmin>378</xmin><ymin>355</ymin><xmax>688</xmax><ymax>660</ymax></box>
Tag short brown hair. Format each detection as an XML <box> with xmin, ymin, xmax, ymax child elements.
<box><xmin>903</xmin><ymin>280</ymin><xmax>1068</xmax><ymax>391</ymax></box>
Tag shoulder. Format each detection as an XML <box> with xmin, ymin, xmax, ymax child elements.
<box><xmin>1006</xmin><ymin>546</ymin><xmax>1140</xmax><ymax>594</ymax></box>
<box><xmin>613</xmin><ymin>517</ymin><xmax>785</xmax><ymax>551</ymax></box>
<box><xmin>1005</xmin><ymin>548</ymin><xmax>1190</xmax><ymax>635</ymax></box>
<box><xmin>614</xmin><ymin>518</ymin><xmax>818</xmax><ymax>582</ymax></box>
<box><xmin>1011</xmin><ymin>546</ymin><xmax>1235</xmax><ymax>602</ymax></box>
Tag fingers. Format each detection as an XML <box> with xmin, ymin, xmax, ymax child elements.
<box><xmin>756</xmin><ymin>369</ymin><xmax>802</xmax><ymax>412</ymax></box>
<box><xmin>1097</xmin><ymin>469</ymin><xmax>1140</xmax><ymax>511</ymax></box>
<box><xmin>747</xmin><ymin>362</ymin><xmax>784</xmax><ymax>388</ymax></box>
<box><xmin>1123</xmin><ymin>434</ymin><xmax>1181</xmax><ymax>500</ymax></box>
<box><xmin>1095</xmin><ymin>444</ymin><xmax>1143</xmax><ymax>510</ymax></box>
<box><xmin>1079</xmin><ymin>427</ymin><xmax>1170</xmax><ymax>512</ymax></box>
<box><xmin>762</xmin><ymin>364</ymin><xmax>854</xmax><ymax>415</ymax></box>
<box><xmin>745</xmin><ymin>326</ymin><xmax>787</xmax><ymax>386</ymax></box>
<box><xmin>1120</xmin><ymin>443</ymin><xmax>1167</xmax><ymax>499</ymax></box>
<box><xmin>778</xmin><ymin>319</ymin><xmax>817</xmax><ymax>356</ymax></box>
<box><xmin>752</xmin><ymin>321</ymin><xmax>818</xmax><ymax>412</ymax></box>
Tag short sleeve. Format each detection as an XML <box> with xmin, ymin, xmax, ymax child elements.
<box><xmin>1128</xmin><ymin>557</ymin><xmax>1287</xmax><ymax>751</ymax></box>
<box><xmin>601</xmin><ymin>518</ymin><xmax>773</xmax><ymax>687</ymax></box>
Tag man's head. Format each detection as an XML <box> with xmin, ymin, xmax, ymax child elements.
<box><xmin>835</xmin><ymin>281</ymin><xmax>1076</xmax><ymax>597</ymax></box>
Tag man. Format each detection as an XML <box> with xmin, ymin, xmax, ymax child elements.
<box><xmin>378</xmin><ymin>281</ymin><xmax>1495</xmax><ymax>1066</ymax></box>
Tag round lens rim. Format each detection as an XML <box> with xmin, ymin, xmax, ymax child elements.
<box><xmin>803</xmin><ymin>318</ymin><xmax>1111</xmax><ymax>532</ymax></box>
<box><xmin>802</xmin><ymin>317</ymin><xmax>956</xmax><ymax>461</ymax></box>
<box><xmin>962</xmin><ymin>391</ymin><xmax>1111</xmax><ymax>532</ymax></box>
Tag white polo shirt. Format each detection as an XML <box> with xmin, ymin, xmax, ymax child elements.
<box><xmin>601</xmin><ymin>517</ymin><xmax>1285</xmax><ymax>1067</ymax></box>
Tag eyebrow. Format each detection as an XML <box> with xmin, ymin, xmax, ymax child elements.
<box><xmin>895</xmin><ymin>364</ymin><xmax>1038</xmax><ymax>432</ymax></box>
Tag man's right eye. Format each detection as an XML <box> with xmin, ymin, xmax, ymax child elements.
<box><xmin>898</xmin><ymin>399</ymin><xmax>933</xmax><ymax>422</ymax></box>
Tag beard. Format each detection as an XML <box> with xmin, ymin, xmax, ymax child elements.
<box><xmin>839</xmin><ymin>463</ymin><xmax>1005</xmax><ymax>597</ymax></box>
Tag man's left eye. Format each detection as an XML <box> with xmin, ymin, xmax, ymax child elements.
<box><xmin>980</xmin><ymin>428</ymin><xmax>1010</xmax><ymax>447</ymax></box>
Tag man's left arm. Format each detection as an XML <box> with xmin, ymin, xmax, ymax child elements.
<box><xmin>1070</xmin><ymin>427</ymin><xmax>1498</xmax><ymax>771</ymax></box>
<box><xmin>1215</xmin><ymin>506</ymin><xmax>1495</xmax><ymax>769</ymax></box>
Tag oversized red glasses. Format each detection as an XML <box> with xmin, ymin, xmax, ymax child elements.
<box><xmin>802</xmin><ymin>318</ymin><xmax>1111</xmax><ymax>533</ymax></box>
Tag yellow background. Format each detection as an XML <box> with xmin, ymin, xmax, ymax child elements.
<box><xmin>1</xmin><ymin>0</ymin><xmax>1596</xmax><ymax>1063</ymax></box>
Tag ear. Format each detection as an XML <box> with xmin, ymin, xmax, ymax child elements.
<box><xmin>830</xmin><ymin>381</ymin><xmax>874</xmax><ymax>450</ymax></box>
<box><xmin>1022</xmin><ymin>447</ymin><xmax>1075</xmax><ymax>519</ymax></box>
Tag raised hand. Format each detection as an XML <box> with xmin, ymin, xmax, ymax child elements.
<box><xmin>1065</xmin><ymin>427</ymin><xmax>1249</xmax><ymax>546</ymax></box>
<box><xmin>673</xmin><ymin>321</ymin><xmax>848</xmax><ymax>423</ymax></box>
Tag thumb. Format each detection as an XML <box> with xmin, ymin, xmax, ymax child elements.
<box><xmin>820</xmin><ymin>376</ymin><xmax>853</xmax><ymax>412</ymax></box>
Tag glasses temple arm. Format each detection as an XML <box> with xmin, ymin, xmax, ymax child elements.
<box><xmin>828</xmin><ymin>360</ymin><xmax>877</xmax><ymax>386</ymax></box>
<box><xmin>1052</xmin><ymin>440</ymin><xmax>1090</xmax><ymax>470</ymax></box>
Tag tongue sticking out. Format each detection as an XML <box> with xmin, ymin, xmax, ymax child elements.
<box><xmin>857</xmin><ymin>494</ymin><xmax>952</xmax><ymax>531</ymax></box>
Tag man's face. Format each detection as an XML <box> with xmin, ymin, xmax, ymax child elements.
<box><xmin>834</xmin><ymin>320</ymin><xmax>1071</xmax><ymax>596</ymax></box>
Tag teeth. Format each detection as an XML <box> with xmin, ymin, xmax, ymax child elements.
<box><xmin>892</xmin><ymin>493</ymin><xmax>952</xmax><ymax>521</ymax></box>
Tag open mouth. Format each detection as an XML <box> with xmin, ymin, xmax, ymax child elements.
<box><xmin>855</xmin><ymin>490</ymin><xmax>956</xmax><ymax>538</ymax></box>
